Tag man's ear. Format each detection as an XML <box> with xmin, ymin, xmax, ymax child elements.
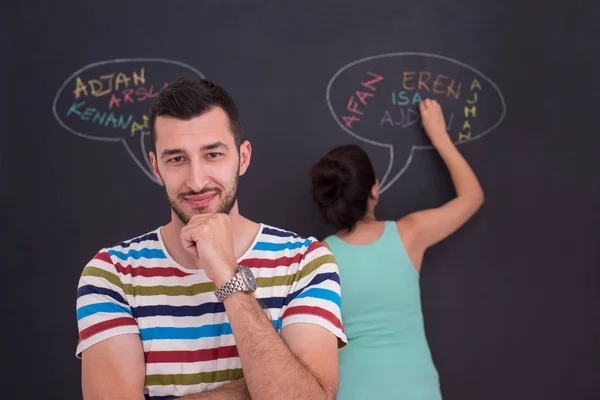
<box><xmin>238</xmin><ymin>140</ymin><xmax>252</xmax><ymax>176</ymax></box>
<box><xmin>149</xmin><ymin>151</ymin><xmax>164</xmax><ymax>186</ymax></box>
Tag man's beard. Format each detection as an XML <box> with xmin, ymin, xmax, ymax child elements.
<box><xmin>168</xmin><ymin>173</ymin><xmax>239</xmax><ymax>225</ymax></box>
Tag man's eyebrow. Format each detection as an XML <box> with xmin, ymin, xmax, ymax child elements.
<box><xmin>160</xmin><ymin>142</ymin><xmax>229</xmax><ymax>159</ymax></box>
<box><xmin>160</xmin><ymin>148</ymin><xmax>184</xmax><ymax>159</ymax></box>
<box><xmin>202</xmin><ymin>142</ymin><xmax>229</xmax><ymax>151</ymax></box>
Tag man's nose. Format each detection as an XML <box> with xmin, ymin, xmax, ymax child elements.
<box><xmin>185</xmin><ymin>160</ymin><xmax>209</xmax><ymax>192</ymax></box>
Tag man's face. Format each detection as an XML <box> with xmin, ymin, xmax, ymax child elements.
<box><xmin>149</xmin><ymin>107</ymin><xmax>251</xmax><ymax>224</ymax></box>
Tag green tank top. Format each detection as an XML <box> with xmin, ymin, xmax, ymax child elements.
<box><xmin>325</xmin><ymin>220</ymin><xmax>442</xmax><ymax>400</ymax></box>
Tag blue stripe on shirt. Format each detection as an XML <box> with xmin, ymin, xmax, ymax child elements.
<box><xmin>253</xmin><ymin>238</ymin><xmax>312</xmax><ymax>251</ymax></box>
<box><xmin>107</xmin><ymin>248</ymin><xmax>166</xmax><ymax>260</ymax></box>
<box><xmin>77</xmin><ymin>302</ymin><xmax>132</xmax><ymax>321</ymax></box>
<box><xmin>129</xmin><ymin>272</ymin><xmax>340</xmax><ymax>319</ymax></box>
<box><xmin>284</xmin><ymin>272</ymin><xmax>340</xmax><ymax>307</ymax></box>
<box><xmin>116</xmin><ymin>232</ymin><xmax>159</xmax><ymax>248</ymax></box>
<box><xmin>140</xmin><ymin>323</ymin><xmax>233</xmax><ymax>340</ymax></box>
<box><xmin>133</xmin><ymin>299</ymin><xmax>283</xmax><ymax>319</ymax></box>
<box><xmin>133</xmin><ymin>302</ymin><xmax>225</xmax><ymax>319</ymax></box>
<box><xmin>77</xmin><ymin>285</ymin><xmax>128</xmax><ymax>306</ymax></box>
<box><xmin>295</xmin><ymin>288</ymin><xmax>341</xmax><ymax>308</ymax></box>
<box><xmin>140</xmin><ymin>320</ymin><xmax>279</xmax><ymax>341</ymax></box>
<box><xmin>262</xmin><ymin>226</ymin><xmax>300</xmax><ymax>238</ymax></box>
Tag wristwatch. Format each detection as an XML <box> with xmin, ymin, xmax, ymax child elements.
<box><xmin>214</xmin><ymin>266</ymin><xmax>257</xmax><ymax>302</ymax></box>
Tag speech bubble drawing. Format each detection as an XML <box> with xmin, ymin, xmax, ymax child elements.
<box><xmin>326</xmin><ymin>52</ymin><xmax>506</xmax><ymax>193</ymax></box>
<box><xmin>53</xmin><ymin>58</ymin><xmax>205</xmax><ymax>183</ymax></box>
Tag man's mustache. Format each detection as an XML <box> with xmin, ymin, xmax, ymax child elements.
<box><xmin>178</xmin><ymin>188</ymin><xmax>222</xmax><ymax>200</ymax></box>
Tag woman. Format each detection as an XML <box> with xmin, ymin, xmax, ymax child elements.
<box><xmin>310</xmin><ymin>99</ymin><xmax>484</xmax><ymax>400</ymax></box>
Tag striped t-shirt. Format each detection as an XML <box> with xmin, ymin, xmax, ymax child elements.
<box><xmin>76</xmin><ymin>223</ymin><xmax>346</xmax><ymax>400</ymax></box>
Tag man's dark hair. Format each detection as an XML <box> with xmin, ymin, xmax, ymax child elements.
<box><xmin>148</xmin><ymin>77</ymin><xmax>243</xmax><ymax>153</ymax></box>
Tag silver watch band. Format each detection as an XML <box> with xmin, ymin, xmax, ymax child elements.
<box><xmin>214</xmin><ymin>270</ymin><xmax>247</xmax><ymax>302</ymax></box>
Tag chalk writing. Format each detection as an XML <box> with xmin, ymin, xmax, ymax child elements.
<box><xmin>380</xmin><ymin>108</ymin><xmax>455</xmax><ymax>132</ymax></box>
<box><xmin>459</xmin><ymin>78</ymin><xmax>483</xmax><ymax>141</ymax></box>
<box><xmin>73</xmin><ymin>68</ymin><xmax>147</xmax><ymax>98</ymax></box>
<box><xmin>326</xmin><ymin>52</ymin><xmax>506</xmax><ymax>193</ymax></box>
<box><xmin>53</xmin><ymin>58</ymin><xmax>205</xmax><ymax>183</ymax></box>
<box><xmin>342</xmin><ymin>71</ymin><xmax>384</xmax><ymax>129</ymax></box>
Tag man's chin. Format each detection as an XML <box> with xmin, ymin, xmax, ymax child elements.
<box><xmin>171</xmin><ymin>194</ymin><xmax>235</xmax><ymax>223</ymax></box>
<box><xmin>182</xmin><ymin>200</ymin><xmax>219</xmax><ymax>215</ymax></box>
<box><xmin>190</xmin><ymin>206</ymin><xmax>215</xmax><ymax>215</ymax></box>
<box><xmin>172</xmin><ymin>205</ymin><xmax>213</xmax><ymax>225</ymax></box>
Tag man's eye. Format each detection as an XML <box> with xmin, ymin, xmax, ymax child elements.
<box><xmin>207</xmin><ymin>152</ymin><xmax>222</xmax><ymax>159</ymax></box>
<box><xmin>168</xmin><ymin>156</ymin><xmax>185</xmax><ymax>163</ymax></box>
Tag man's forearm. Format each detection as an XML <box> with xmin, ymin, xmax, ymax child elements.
<box><xmin>223</xmin><ymin>292</ymin><xmax>331</xmax><ymax>400</ymax></box>
<box><xmin>178</xmin><ymin>378</ymin><xmax>250</xmax><ymax>399</ymax></box>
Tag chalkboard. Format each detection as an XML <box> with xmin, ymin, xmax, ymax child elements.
<box><xmin>3</xmin><ymin>1</ymin><xmax>599</xmax><ymax>399</ymax></box>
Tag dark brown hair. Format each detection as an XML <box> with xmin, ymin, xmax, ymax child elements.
<box><xmin>148</xmin><ymin>77</ymin><xmax>242</xmax><ymax>152</ymax></box>
<box><xmin>310</xmin><ymin>144</ymin><xmax>376</xmax><ymax>230</ymax></box>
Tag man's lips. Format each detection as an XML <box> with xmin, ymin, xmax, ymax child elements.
<box><xmin>183</xmin><ymin>192</ymin><xmax>218</xmax><ymax>206</ymax></box>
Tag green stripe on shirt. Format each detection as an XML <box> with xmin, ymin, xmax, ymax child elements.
<box><xmin>83</xmin><ymin>254</ymin><xmax>335</xmax><ymax>295</ymax></box>
<box><xmin>145</xmin><ymin>368</ymin><xmax>244</xmax><ymax>386</ymax></box>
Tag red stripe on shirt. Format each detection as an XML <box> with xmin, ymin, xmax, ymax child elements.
<box><xmin>94</xmin><ymin>251</ymin><xmax>112</xmax><ymax>264</ymax></box>
<box><xmin>242</xmin><ymin>253</ymin><xmax>304</xmax><ymax>269</ymax></box>
<box><xmin>282</xmin><ymin>305</ymin><xmax>343</xmax><ymax>331</ymax></box>
<box><xmin>305</xmin><ymin>240</ymin><xmax>327</xmax><ymax>258</ymax></box>
<box><xmin>114</xmin><ymin>262</ymin><xmax>190</xmax><ymax>278</ymax></box>
<box><xmin>145</xmin><ymin>345</ymin><xmax>239</xmax><ymax>363</ymax></box>
<box><xmin>79</xmin><ymin>317</ymin><xmax>137</xmax><ymax>341</ymax></box>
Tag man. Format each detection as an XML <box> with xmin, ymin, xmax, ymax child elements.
<box><xmin>76</xmin><ymin>77</ymin><xmax>346</xmax><ymax>400</ymax></box>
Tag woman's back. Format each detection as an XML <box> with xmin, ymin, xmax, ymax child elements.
<box><xmin>325</xmin><ymin>221</ymin><xmax>442</xmax><ymax>400</ymax></box>
<box><xmin>312</xmin><ymin>103</ymin><xmax>484</xmax><ymax>399</ymax></box>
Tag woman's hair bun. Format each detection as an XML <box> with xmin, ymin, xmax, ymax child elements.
<box><xmin>310</xmin><ymin>145</ymin><xmax>376</xmax><ymax>230</ymax></box>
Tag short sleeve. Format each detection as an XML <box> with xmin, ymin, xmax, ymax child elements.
<box><xmin>281</xmin><ymin>240</ymin><xmax>347</xmax><ymax>348</ymax></box>
<box><xmin>75</xmin><ymin>250</ymin><xmax>139</xmax><ymax>358</ymax></box>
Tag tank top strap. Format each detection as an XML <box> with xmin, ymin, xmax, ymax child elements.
<box><xmin>382</xmin><ymin>220</ymin><xmax>402</xmax><ymax>243</ymax></box>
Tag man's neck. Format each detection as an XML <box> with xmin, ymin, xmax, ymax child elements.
<box><xmin>160</xmin><ymin>206</ymin><xmax>259</xmax><ymax>271</ymax></box>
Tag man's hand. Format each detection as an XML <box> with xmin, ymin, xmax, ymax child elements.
<box><xmin>419</xmin><ymin>98</ymin><xmax>449</xmax><ymax>145</ymax></box>
<box><xmin>180</xmin><ymin>213</ymin><xmax>238</xmax><ymax>286</ymax></box>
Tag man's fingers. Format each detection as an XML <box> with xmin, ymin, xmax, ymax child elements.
<box><xmin>187</xmin><ymin>214</ymin><xmax>210</xmax><ymax>226</ymax></box>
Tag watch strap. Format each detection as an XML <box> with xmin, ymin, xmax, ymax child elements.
<box><xmin>214</xmin><ymin>269</ymin><xmax>247</xmax><ymax>302</ymax></box>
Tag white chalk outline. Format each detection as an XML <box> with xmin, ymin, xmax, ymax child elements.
<box><xmin>52</xmin><ymin>58</ymin><xmax>205</xmax><ymax>184</ymax></box>
<box><xmin>325</xmin><ymin>52</ymin><xmax>506</xmax><ymax>193</ymax></box>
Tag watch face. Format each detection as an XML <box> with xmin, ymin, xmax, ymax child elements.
<box><xmin>240</xmin><ymin>266</ymin><xmax>257</xmax><ymax>291</ymax></box>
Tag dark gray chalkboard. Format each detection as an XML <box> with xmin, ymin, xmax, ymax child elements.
<box><xmin>3</xmin><ymin>1</ymin><xmax>599</xmax><ymax>399</ymax></box>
